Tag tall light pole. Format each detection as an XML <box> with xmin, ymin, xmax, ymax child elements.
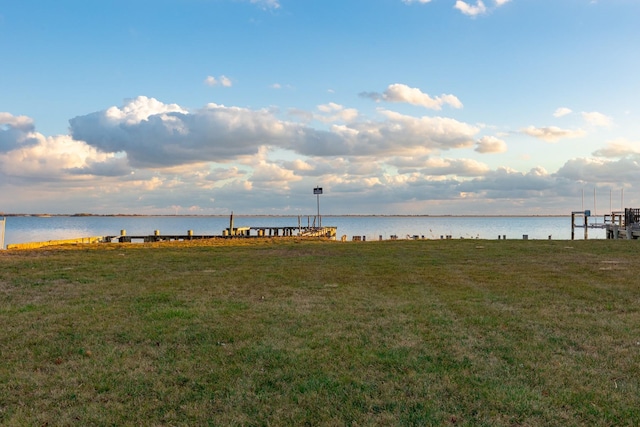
<box><xmin>313</xmin><ymin>187</ymin><xmax>323</xmax><ymax>228</ymax></box>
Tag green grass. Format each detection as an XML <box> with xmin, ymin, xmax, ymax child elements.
<box><xmin>1</xmin><ymin>239</ymin><xmax>640</xmax><ymax>426</ymax></box>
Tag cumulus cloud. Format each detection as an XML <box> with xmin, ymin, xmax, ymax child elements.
<box><xmin>592</xmin><ymin>139</ymin><xmax>640</xmax><ymax>158</ymax></box>
<box><xmin>421</xmin><ymin>158</ymin><xmax>490</xmax><ymax>177</ymax></box>
<box><xmin>556</xmin><ymin>157</ymin><xmax>640</xmax><ymax>184</ymax></box>
<box><xmin>582</xmin><ymin>111</ymin><xmax>612</xmax><ymax>127</ymax></box>
<box><xmin>204</xmin><ymin>75</ymin><xmax>232</xmax><ymax>87</ymax></box>
<box><xmin>206</xmin><ymin>166</ymin><xmax>246</xmax><ymax>182</ymax></box>
<box><xmin>66</xmin><ymin>157</ymin><xmax>133</xmax><ymax>177</ymax></box>
<box><xmin>314</xmin><ymin>103</ymin><xmax>359</xmax><ymax>123</ymax></box>
<box><xmin>521</xmin><ymin>125</ymin><xmax>586</xmax><ymax>142</ymax></box>
<box><xmin>249</xmin><ymin>161</ymin><xmax>302</xmax><ymax>190</ymax></box>
<box><xmin>475</xmin><ymin>136</ymin><xmax>507</xmax><ymax>153</ymax></box>
<box><xmin>0</xmin><ymin>112</ymin><xmax>35</xmax><ymax>131</ymax></box>
<box><xmin>70</xmin><ymin>97</ymin><xmax>479</xmax><ymax>167</ymax></box>
<box><xmin>306</xmin><ymin>109</ymin><xmax>479</xmax><ymax>157</ymax></box>
<box><xmin>455</xmin><ymin>0</ymin><xmax>487</xmax><ymax>16</ymax></box>
<box><xmin>459</xmin><ymin>167</ymin><xmax>557</xmax><ymax>198</ymax></box>
<box><xmin>281</xmin><ymin>158</ymin><xmax>315</xmax><ymax>174</ymax></box>
<box><xmin>553</xmin><ymin>107</ymin><xmax>572</xmax><ymax>118</ymax></box>
<box><xmin>360</xmin><ymin>84</ymin><xmax>463</xmax><ymax>110</ymax></box>
<box><xmin>0</xmin><ymin>133</ymin><xmax>116</xmax><ymax>181</ymax></box>
<box><xmin>0</xmin><ymin>113</ymin><xmax>41</xmax><ymax>152</ymax></box>
<box><xmin>70</xmin><ymin>97</ymin><xmax>294</xmax><ymax>167</ymax></box>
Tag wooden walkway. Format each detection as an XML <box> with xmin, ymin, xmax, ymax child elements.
<box><xmin>110</xmin><ymin>225</ymin><xmax>337</xmax><ymax>243</ymax></box>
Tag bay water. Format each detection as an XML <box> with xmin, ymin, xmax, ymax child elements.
<box><xmin>1</xmin><ymin>215</ymin><xmax>606</xmax><ymax>248</ymax></box>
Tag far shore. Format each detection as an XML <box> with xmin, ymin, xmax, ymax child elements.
<box><xmin>1</xmin><ymin>213</ymin><xmax>575</xmax><ymax>218</ymax></box>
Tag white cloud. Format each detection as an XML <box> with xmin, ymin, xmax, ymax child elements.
<box><xmin>69</xmin><ymin>97</ymin><xmax>480</xmax><ymax>167</ymax></box>
<box><xmin>553</xmin><ymin>107</ymin><xmax>572</xmax><ymax>118</ymax></box>
<box><xmin>283</xmin><ymin>159</ymin><xmax>315</xmax><ymax>173</ymax></box>
<box><xmin>206</xmin><ymin>166</ymin><xmax>246</xmax><ymax>182</ymax></box>
<box><xmin>556</xmin><ymin>157</ymin><xmax>640</xmax><ymax>184</ymax></box>
<box><xmin>0</xmin><ymin>133</ymin><xmax>118</xmax><ymax>180</ymax></box>
<box><xmin>0</xmin><ymin>112</ymin><xmax>35</xmax><ymax>131</ymax></box>
<box><xmin>314</xmin><ymin>103</ymin><xmax>359</xmax><ymax>123</ymax></box>
<box><xmin>249</xmin><ymin>161</ymin><xmax>302</xmax><ymax>190</ymax></box>
<box><xmin>459</xmin><ymin>167</ymin><xmax>558</xmax><ymax>198</ymax></box>
<box><xmin>105</xmin><ymin>96</ymin><xmax>187</xmax><ymax>124</ymax></box>
<box><xmin>219</xmin><ymin>76</ymin><xmax>232</xmax><ymax>87</ymax></box>
<box><xmin>592</xmin><ymin>139</ymin><xmax>640</xmax><ymax>158</ymax></box>
<box><xmin>249</xmin><ymin>0</ymin><xmax>280</xmax><ymax>9</ymax></box>
<box><xmin>70</xmin><ymin>97</ymin><xmax>293</xmax><ymax>167</ymax></box>
<box><xmin>204</xmin><ymin>75</ymin><xmax>232</xmax><ymax>87</ymax></box>
<box><xmin>455</xmin><ymin>0</ymin><xmax>487</xmax><ymax>16</ymax></box>
<box><xmin>332</xmin><ymin>109</ymin><xmax>479</xmax><ymax>156</ymax></box>
<box><xmin>495</xmin><ymin>0</ymin><xmax>511</xmax><ymax>6</ymax></box>
<box><xmin>421</xmin><ymin>158</ymin><xmax>490</xmax><ymax>177</ymax></box>
<box><xmin>361</xmin><ymin>84</ymin><xmax>463</xmax><ymax>110</ymax></box>
<box><xmin>475</xmin><ymin>136</ymin><xmax>507</xmax><ymax>153</ymax></box>
<box><xmin>521</xmin><ymin>125</ymin><xmax>586</xmax><ymax>142</ymax></box>
<box><xmin>402</xmin><ymin>0</ymin><xmax>432</xmax><ymax>4</ymax></box>
<box><xmin>581</xmin><ymin>111</ymin><xmax>612</xmax><ymax>127</ymax></box>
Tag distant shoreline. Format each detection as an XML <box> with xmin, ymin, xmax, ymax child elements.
<box><xmin>1</xmin><ymin>213</ymin><xmax>574</xmax><ymax>218</ymax></box>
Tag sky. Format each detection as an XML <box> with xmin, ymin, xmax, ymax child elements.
<box><xmin>1</xmin><ymin>0</ymin><xmax>639</xmax><ymax>216</ymax></box>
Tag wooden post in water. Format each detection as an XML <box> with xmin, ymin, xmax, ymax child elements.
<box><xmin>584</xmin><ymin>214</ymin><xmax>588</xmax><ymax>240</ymax></box>
<box><xmin>0</xmin><ymin>217</ymin><xmax>5</xmax><ymax>250</ymax></box>
<box><xmin>571</xmin><ymin>212</ymin><xmax>575</xmax><ymax>240</ymax></box>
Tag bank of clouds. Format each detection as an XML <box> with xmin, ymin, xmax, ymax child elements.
<box><xmin>0</xmin><ymin>85</ymin><xmax>636</xmax><ymax>214</ymax></box>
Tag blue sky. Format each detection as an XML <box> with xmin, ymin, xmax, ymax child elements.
<box><xmin>1</xmin><ymin>0</ymin><xmax>639</xmax><ymax>215</ymax></box>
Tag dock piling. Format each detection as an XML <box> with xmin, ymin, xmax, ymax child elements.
<box><xmin>0</xmin><ymin>217</ymin><xmax>5</xmax><ymax>250</ymax></box>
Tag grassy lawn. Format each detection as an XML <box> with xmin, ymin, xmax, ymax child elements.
<box><xmin>1</xmin><ymin>238</ymin><xmax>639</xmax><ymax>426</ymax></box>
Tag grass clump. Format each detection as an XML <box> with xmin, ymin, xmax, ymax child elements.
<box><xmin>1</xmin><ymin>239</ymin><xmax>639</xmax><ymax>425</ymax></box>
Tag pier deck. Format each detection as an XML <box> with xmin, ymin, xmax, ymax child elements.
<box><xmin>111</xmin><ymin>225</ymin><xmax>337</xmax><ymax>243</ymax></box>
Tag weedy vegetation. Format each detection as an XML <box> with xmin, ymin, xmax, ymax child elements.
<box><xmin>1</xmin><ymin>238</ymin><xmax>639</xmax><ymax>426</ymax></box>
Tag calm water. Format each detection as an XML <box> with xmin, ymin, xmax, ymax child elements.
<box><xmin>1</xmin><ymin>215</ymin><xmax>606</xmax><ymax>248</ymax></box>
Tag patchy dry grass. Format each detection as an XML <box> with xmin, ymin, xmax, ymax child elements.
<box><xmin>1</xmin><ymin>239</ymin><xmax>640</xmax><ymax>426</ymax></box>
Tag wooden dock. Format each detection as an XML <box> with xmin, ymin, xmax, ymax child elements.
<box><xmin>604</xmin><ymin>208</ymin><xmax>640</xmax><ymax>240</ymax></box>
<box><xmin>111</xmin><ymin>225</ymin><xmax>337</xmax><ymax>243</ymax></box>
<box><xmin>572</xmin><ymin>208</ymin><xmax>640</xmax><ymax>240</ymax></box>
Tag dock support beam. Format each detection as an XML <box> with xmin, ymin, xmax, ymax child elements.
<box><xmin>584</xmin><ymin>215</ymin><xmax>588</xmax><ymax>240</ymax></box>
